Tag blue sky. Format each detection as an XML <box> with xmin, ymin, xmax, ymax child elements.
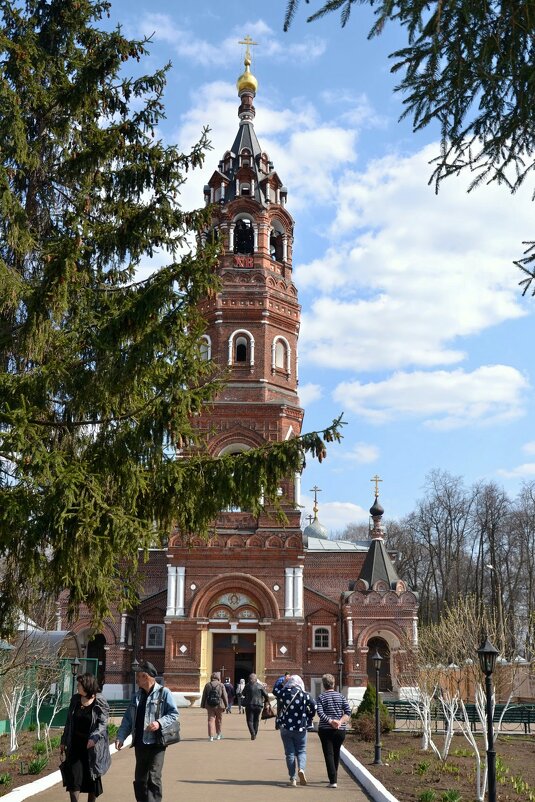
<box><xmin>107</xmin><ymin>0</ymin><xmax>535</xmax><ymax>532</ymax></box>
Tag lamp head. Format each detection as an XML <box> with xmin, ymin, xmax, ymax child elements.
<box><xmin>371</xmin><ymin>649</ymin><xmax>382</xmax><ymax>670</ymax></box>
<box><xmin>477</xmin><ymin>636</ymin><xmax>499</xmax><ymax>676</ymax></box>
<box><xmin>70</xmin><ymin>657</ymin><xmax>81</xmax><ymax>676</ymax></box>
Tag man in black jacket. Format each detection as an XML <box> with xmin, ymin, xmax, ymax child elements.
<box><xmin>243</xmin><ymin>673</ymin><xmax>269</xmax><ymax>740</ymax></box>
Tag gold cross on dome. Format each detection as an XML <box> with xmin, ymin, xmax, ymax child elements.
<box><xmin>239</xmin><ymin>35</ymin><xmax>258</xmax><ymax>65</ymax></box>
<box><xmin>309</xmin><ymin>485</ymin><xmax>321</xmax><ymax>516</ymax></box>
<box><xmin>370</xmin><ymin>474</ymin><xmax>383</xmax><ymax>497</ymax></box>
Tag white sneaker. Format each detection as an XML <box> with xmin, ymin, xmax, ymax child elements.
<box><xmin>298</xmin><ymin>769</ymin><xmax>307</xmax><ymax>786</ymax></box>
<box><xmin>216</xmin><ymin>734</ymin><xmax>223</xmax><ymax>740</ymax></box>
<box><xmin>288</xmin><ymin>778</ymin><xmax>297</xmax><ymax>787</ymax></box>
<box><xmin>208</xmin><ymin>736</ymin><xmax>214</xmax><ymax>741</ymax></box>
<box><xmin>328</xmin><ymin>783</ymin><xmax>338</xmax><ymax>788</ymax></box>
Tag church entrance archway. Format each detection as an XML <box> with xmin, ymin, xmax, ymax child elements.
<box><xmin>367</xmin><ymin>637</ymin><xmax>392</xmax><ymax>692</ymax></box>
<box><xmin>212</xmin><ymin>632</ymin><xmax>256</xmax><ymax>687</ymax></box>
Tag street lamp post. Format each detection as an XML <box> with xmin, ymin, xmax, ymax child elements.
<box><xmin>477</xmin><ymin>636</ymin><xmax>499</xmax><ymax>802</ymax></box>
<box><xmin>371</xmin><ymin>649</ymin><xmax>383</xmax><ymax>765</ymax></box>
<box><xmin>131</xmin><ymin>658</ymin><xmax>140</xmax><ymax>695</ymax></box>
<box><xmin>70</xmin><ymin>657</ymin><xmax>80</xmax><ymax>696</ymax></box>
<box><xmin>336</xmin><ymin>657</ymin><xmax>344</xmax><ymax>692</ymax></box>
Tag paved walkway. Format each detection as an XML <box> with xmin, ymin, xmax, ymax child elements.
<box><xmin>32</xmin><ymin>707</ymin><xmax>370</xmax><ymax>802</ymax></box>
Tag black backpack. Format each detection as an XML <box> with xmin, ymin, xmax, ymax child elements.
<box><xmin>206</xmin><ymin>684</ymin><xmax>221</xmax><ymax>707</ymax></box>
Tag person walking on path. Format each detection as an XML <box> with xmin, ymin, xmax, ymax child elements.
<box><xmin>115</xmin><ymin>660</ymin><xmax>178</xmax><ymax>802</ymax></box>
<box><xmin>223</xmin><ymin>678</ymin><xmax>235</xmax><ymax>713</ymax></box>
<box><xmin>201</xmin><ymin>672</ymin><xmax>228</xmax><ymax>741</ymax></box>
<box><xmin>60</xmin><ymin>672</ymin><xmax>111</xmax><ymax>802</ymax></box>
<box><xmin>273</xmin><ymin>674</ymin><xmax>317</xmax><ymax>787</ymax></box>
<box><xmin>316</xmin><ymin>673</ymin><xmax>351</xmax><ymax>789</ymax></box>
<box><xmin>242</xmin><ymin>672</ymin><xmax>269</xmax><ymax>740</ymax></box>
<box><xmin>236</xmin><ymin>678</ymin><xmax>245</xmax><ymax>713</ymax></box>
<box><xmin>272</xmin><ymin>671</ymin><xmax>290</xmax><ymax>695</ymax></box>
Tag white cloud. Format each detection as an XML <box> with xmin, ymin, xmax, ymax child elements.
<box><xmin>497</xmin><ymin>463</ymin><xmax>535</xmax><ymax>479</ymax></box>
<box><xmin>298</xmin><ymin>383</ymin><xmax>323</xmax><ymax>407</ymax></box>
<box><xmin>138</xmin><ymin>15</ymin><xmax>325</xmax><ymax>66</ymax></box>
<box><xmin>171</xmin><ymin>80</ymin><xmax>357</xmax><ymax>213</ymax></box>
<box><xmin>333</xmin><ymin>365</ymin><xmax>529</xmax><ymax>429</ymax></box>
<box><xmin>300</xmin><ymin>495</ymin><xmax>369</xmax><ymax>532</ymax></box>
<box><xmin>296</xmin><ymin>144</ymin><xmax>532</xmax><ymax>372</ymax></box>
<box><xmin>523</xmin><ymin>441</ymin><xmax>535</xmax><ymax>455</ymax></box>
<box><xmin>342</xmin><ymin>442</ymin><xmax>380</xmax><ymax>463</ymax></box>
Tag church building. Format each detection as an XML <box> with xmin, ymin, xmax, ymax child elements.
<box><xmin>59</xmin><ymin>45</ymin><xmax>418</xmax><ymax>702</ymax></box>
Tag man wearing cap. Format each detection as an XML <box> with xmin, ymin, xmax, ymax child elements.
<box><xmin>115</xmin><ymin>661</ymin><xmax>178</xmax><ymax>802</ymax></box>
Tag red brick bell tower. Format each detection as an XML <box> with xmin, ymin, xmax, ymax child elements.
<box><xmin>196</xmin><ymin>40</ymin><xmax>303</xmax><ymax>474</ymax></box>
<box><xmin>159</xmin><ymin>41</ymin><xmax>307</xmax><ymax>693</ymax></box>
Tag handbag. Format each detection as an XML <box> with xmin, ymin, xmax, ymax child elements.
<box><xmin>59</xmin><ymin>757</ymin><xmax>70</xmax><ymax>787</ymax></box>
<box><xmin>261</xmin><ymin>700</ymin><xmax>276</xmax><ymax>720</ymax></box>
<box><xmin>156</xmin><ymin>687</ymin><xmax>181</xmax><ymax>746</ymax></box>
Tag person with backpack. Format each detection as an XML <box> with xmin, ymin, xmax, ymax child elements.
<box><xmin>201</xmin><ymin>672</ymin><xmax>228</xmax><ymax>741</ymax></box>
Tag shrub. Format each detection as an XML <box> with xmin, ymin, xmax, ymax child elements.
<box><xmin>27</xmin><ymin>722</ymin><xmax>37</xmax><ymax>732</ymax></box>
<box><xmin>28</xmin><ymin>757</ymin><xmax>48</xmax><ymax>775</ymax></box>
<box><xmin>352</xmin><ymin>684</ymin><xmax>393</xmax><ymax>733</ymax></box>
<box><xmin>418</xmin><ymin>791</ymin><xmax>437</xmax><ymax>802</ymax></box>
<box><xmin>107</xmin><ymin>722</ymin><xmax>118</xmax><ymax>739</ymax></box>
<box><xmin>416</xmin><ymin>760</ymin><xmax>431</xmax><ymax>776</ymax></box>
<box><xmin>0</xmin><ymin>773</ymin><xmax>12</xmax><ymax>786</ymax></box>
<box><xmin>33</xmin><ymin>740</ymin><xmax>47</xmax><ymax>755</ymax></box>
<box><xmin>441</xmin><ymin>791</ymin><xmax>462</xmax><ymax>802</ymax></box>
<box><xmin>49</xmin><ymin>735</ymin><xmax>61</xmax><ymax>749</ymax></box>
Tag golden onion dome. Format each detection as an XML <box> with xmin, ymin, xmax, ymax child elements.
<box><xmin>237</xmin><ymin>37</ymin><xmax>258</xmax><ymax>94</ymax></box>
<box><xmin>236</xmin><ymin>62</ymin><xmax>258</xmax><ymax>94</ymax></box>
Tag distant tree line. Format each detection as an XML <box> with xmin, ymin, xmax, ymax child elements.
<box><xmin>337</xmin><ymin>470</ymin><xmax>535</xmax><ymax>658</ymax></box>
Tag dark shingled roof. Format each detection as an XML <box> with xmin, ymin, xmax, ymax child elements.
<box><xmin>357</xmin><ymin>537</ymin><xmax>400</xmax><ymax>589</ymax></box>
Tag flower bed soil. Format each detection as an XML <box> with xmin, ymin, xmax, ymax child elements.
<box><xmin>0</xmin><ymin>730</ymin><xmax>63</xmax><ymax>797</ymax></box>
<box><xmin>343</xmin><ymin>730</ymin><xmax>535</xmax><ymax>802</ymax></box>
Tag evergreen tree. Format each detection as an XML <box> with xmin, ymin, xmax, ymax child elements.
<box><xmin>284</xmin><ymin>1</ymin><xmax>535</xmax><ymax>293</ymax></box>
<box><xmin>0</xmin><ymin>0</ymin><xmax>343</xmax><ymax>636</ymax></box>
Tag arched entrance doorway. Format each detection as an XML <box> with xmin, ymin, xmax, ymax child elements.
<box><xmin>213</xmin><ymin>632</ymin><xmax>256</xmax><ymax>687</ymax></box>
<box><xmin>367</xmin><ymin>637</ymin><xmax>392</xmax><ymax>692</ymax></box>
<box><xmin>87</xmin><ymin>633</ymin><xmax>106</xmax><ymax>689</ymax></box>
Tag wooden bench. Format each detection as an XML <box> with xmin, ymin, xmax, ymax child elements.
<box><xmin>107</xmin><ymin>699</ymin><xmax>130</xmax><ymax>717</ymax></box>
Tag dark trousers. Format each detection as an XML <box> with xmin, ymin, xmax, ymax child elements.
<box><xmin>318</xmin><ymin>728</ymin><xmax>346</xmax><ymax>784</ymax></box>
<box><xmin>134</xmin><ymin>745</ymin><xmax>166</xmax><ymax>802</ymax></box>
<box><xmin>245</xmin><ymin>705</ymin><xmax>261</xmax><ymax>737</ymax></box>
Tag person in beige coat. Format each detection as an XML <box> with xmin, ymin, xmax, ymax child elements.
<box><xmin>201</xmin><ymin>672</ymin><xmax>228</xmax><ymax>741</ymax></box>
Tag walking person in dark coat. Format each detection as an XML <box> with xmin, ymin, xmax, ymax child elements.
<box><xmin>316</xmin><ymin>673</ymin><xmax>351</xmax><ymax>788</ymax></box>
<box><xmin>223</xmin><ymin>678</ymin><xmax>235</xmax><ymax>713</ymax></box>
<box><xmin>243</xmin><ymin>672</ymin><xmax>269</xmax><ymax>740</ymax></box>
<box><xmin>60</xmin><ymin>672</ymin><xmax>111</xmax><ymax>802</ymax></box>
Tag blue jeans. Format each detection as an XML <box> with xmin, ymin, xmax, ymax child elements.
<box><xmin>280</xmin><ymin>728</ymin><xmax>307</xmax><ymax>780</ymax></box>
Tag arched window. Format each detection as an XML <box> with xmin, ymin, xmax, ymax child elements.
<box><xmin>146</xmin><ymin>624</ymin><xmax>165</xmax><ymax>649</ymax></box>
<box><xmin>270</xmin><ymin>230</ymin><xmax>283</xmax><ymax>261</ymax></box>
<box><xmin>272</xmin><ymin>336</ymin><xmax>291</xmax><ymax>374</ymax></box>
<box><xmin>235</xmin><ymin>336</ymin><xmax>248</xmax><ymax>362</ymax></box>
<box><xmin>275</xmin><ymin>340</ymin><xmax>285</xmax><ymax>368</ymax></box>
<box><xmin>200</xmin><ymin>335</ymin><xmax>211</xmax><ymax>361</ymax></box>
<box><xmin>313</xmin><ymin>626</ymin><xmax>331</xmax><ymax>650</ymax></box>
<box><xmin>228</xmin><ymin>330</ymin><xmax>255</xmax><ymax>366</ymax></box>
<box><xmin>234</xmin><ymin>219</ymin><xmax>254</xmax><ymax>254</ymax></box>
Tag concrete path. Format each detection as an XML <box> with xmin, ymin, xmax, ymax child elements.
<box><xmin>31</xmin><ymin>708</ymin><xmax>371</xmax><ymax>801</ymax></box>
